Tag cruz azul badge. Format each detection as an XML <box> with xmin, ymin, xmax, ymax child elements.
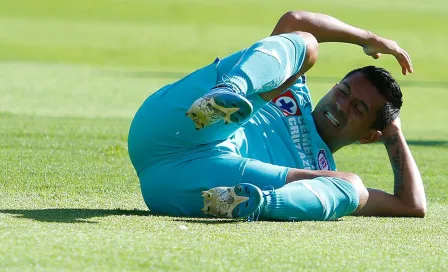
<box><xmin>317</xmin><ymin>149</ymin><xmax>330</xmax><ymax>170</ymax></box>
<box><xmin>272</xmin><ymin>90</ymin><xmax>302</xmax><ymax>116</ymax></box>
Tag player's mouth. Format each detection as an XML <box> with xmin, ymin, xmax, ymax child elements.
<box><xmin>324</xmin><ymin>111</ymin><xmax>340</xmax><ymax>127</ymax></box>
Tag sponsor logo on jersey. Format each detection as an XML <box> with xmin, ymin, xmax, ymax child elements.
<box><xmin>317</xmin><ymin>149</ymin><xmax>330</xmax><ymax>170</ymax></box>
<box><xmin>288</xmin><ymin>116</ymin><xmax>316</xmax><ymax>170</ymax></box>
<box><xmin>272</xmin><ymin>90</ymin><xmax>302</xmax><ymax>116</ymax></box>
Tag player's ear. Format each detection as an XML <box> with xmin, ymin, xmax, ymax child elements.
<box><xmin>359</xmin><ymin>130</ymin><xmax>382</xmax><ymax>144</ymax></box>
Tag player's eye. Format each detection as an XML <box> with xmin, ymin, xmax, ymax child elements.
<box><xmin>339</xmin><ymin>88</ymin><xmax>349</xmax><ymax>96</ymax></box>
<box><xmin>354</xmin><ymin>103</ymin><xmax>364</xmax><ymax>116</ymax></box>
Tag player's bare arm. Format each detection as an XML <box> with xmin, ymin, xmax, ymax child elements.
<box><xmin>270</xmin><ymin>11</ymin><xmax>425</xmax><ymax>217</ymax></box>
<box><xmin>272</xmin><ymin>11</ymin><xmax>413</xmax><ymax>75</ymax></box>
<box><xmin>353</xmin><ymin>118</ymin><xmax>427</xmax><ymax>217</ymax></box>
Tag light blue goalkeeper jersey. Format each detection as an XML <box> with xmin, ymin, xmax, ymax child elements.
<box><xmin>244</xmin><ymin>78</ymin><xmax>336</xmax><ymax>171</ymax></box>
<box><xmin>220</xmin><ymin>71</ymin><xmax>337</xmax><ymax>171</ymax></box>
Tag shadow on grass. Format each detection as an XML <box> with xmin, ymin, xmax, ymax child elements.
<box><xmin>104</xmin><ymin>70</ymin><xmax>448</xmax><ymax>89</ymax></box>
<box><xmin>0</xmin><ymin>208</ymin><xmax>151</xmax><ymax>224</ymax></box>
<box><xmin>172</xmin><ymin>218</ymin><xmax>241</xmax><ymax>225</ymax></box>
<box><xmin>371</xmin><ymin>139</ymin><xmax>448</xmax><ymax>148</ymax></box>
<box><xmin>405</xmin><ymin>140</ymin><xmax>448</xmax><ymax>147</ymax></box>
<box><xmin>1</xmin><ymin>209</ymin><xmax>242</xmax><ymax>225</ymax></box>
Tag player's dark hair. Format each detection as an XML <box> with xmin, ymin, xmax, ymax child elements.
<box><xmin>343</xmin><ymin>66</ymin><xmax>403</xmax><ymax>130</ymax></box>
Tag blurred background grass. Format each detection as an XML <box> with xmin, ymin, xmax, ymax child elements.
<box><xmin>0</xmin><ymin>0</ymin><xmax>446</xmax><ymax>78</ymax></box>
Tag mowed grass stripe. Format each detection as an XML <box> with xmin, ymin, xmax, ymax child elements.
<box><xmin>0</xmin><ymin>206</ymin><xmax>447</xmax><ymax>270</ymax></box>
<box><xmin>0</xmin><ymin>112</ymin><xmax>446</xmax><ymax>203</ymax></box>
<box><xmin>1</xmin><ymin>0</ymin><xmax>447</xmax><ymax>270</ymax></box>
<box><xmin>0</xmin><ymin>1</ymin><xmax>447</xmax><ymax>79</ymax></box>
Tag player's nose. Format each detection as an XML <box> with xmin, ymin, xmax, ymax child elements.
<box><xmin>335</xmin><ymin>98</ymin><xmax>350</xmax><ymax>115</ymax></box>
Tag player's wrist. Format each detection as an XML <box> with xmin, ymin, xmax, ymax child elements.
<box><xmin>360</xmin><ymin>31</ymin><xmax>378</xmax><ymax>47</ymax></box>
<box><xmin>381</xmin><ymin>129</ymin><xmax>403</xmax><ymax>144</ymax></box>
<box><xmin>381</xmin><ymin>117</ymin><xmax>403</xmax><ymax>143</ymax></box>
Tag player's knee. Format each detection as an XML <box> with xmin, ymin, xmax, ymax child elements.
<box><xmin>344</xmin><ymin>173</ymin><xmax>369</xmax><ymax>210</ymax></box>
<box><xmin>296</xmin><ymin>31</ymin><xmax>319</xmax><ymax>73</ymax></box>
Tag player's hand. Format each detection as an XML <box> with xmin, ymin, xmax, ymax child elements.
<box><xmin>363</xmin><ymin>36</ymin><xmax>413</xmax><ymax>75</ymax></box>
<box><xmin>381</xmin><ymin>117</ymin><xmax>402</xmax><ymax>141</ymax></box>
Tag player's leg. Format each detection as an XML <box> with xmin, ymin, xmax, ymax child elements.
<box><xmin>204</xmin><ymin>173</ymin><xmax>367</xmax><ymax>221</ymax></box>
<box><xmin>128</xmin><ymin>58</ymin><xmax>237</xmax><ymax>173</ymax></box>
<box><xmin>128</xmin><ymin>33</ymin><xmax>306</xmax><ymax>173</ymax></box>
<box><xmin>257</xmin><ymin>176</ymin><xmax>365</xmax><ymax>221</ymax></box>
<box><xmin>137</xmin><ymin>151</ymin><xmax>289</xmax><ymax>218</ymax></box>
<box><xmin>187</xmin><ymin>33</ymin><xmax>309</xmax><ymax>129</ymax></box>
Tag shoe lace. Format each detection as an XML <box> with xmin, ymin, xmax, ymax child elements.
<box><xmin>247</xmin><ymin>185</ymin><xmax>275</xmax><ymax>222</ymax></box>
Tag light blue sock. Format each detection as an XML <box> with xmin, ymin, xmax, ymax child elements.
<box><xmin>258</xmin><ymin>178</ymin><xmax>359</xmax><ymax>221</ymax></box>
<box><xmin>259</xmin><ymin>181</ymin><xmax>326</xmax><ymax>221</ymax></box>
<box><xmin>217</xmin><ymin>33</ymin><xmax>307</xmax><ymax>96</ymax></box>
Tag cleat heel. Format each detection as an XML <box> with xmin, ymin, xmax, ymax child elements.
<box><xmin>186</xmin><ymin>89</ymin><xmax>253</xmax><ymax>129</ymax></box>
<box><xmin>200</xmin><ymin>183</ymin><xmax>262</xmax><ymax>220</ymax></box>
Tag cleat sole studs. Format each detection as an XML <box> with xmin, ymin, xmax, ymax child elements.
<box><xmin>201</xmin><ymin>191</ymin><xmax>212</xmax><ymax>198</ymax></box>
<box><xmin>235</xmin><ymin>185</ymin><xmax>242</xmax><ymax>194</ymax></box>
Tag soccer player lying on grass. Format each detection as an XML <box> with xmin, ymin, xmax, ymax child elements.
<box><xmin>128</xmin><ymin>11</ymin><xmax>426</xmax><ymax>221</ymax></box>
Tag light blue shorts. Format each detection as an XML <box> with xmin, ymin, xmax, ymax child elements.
<box><xmin>138</xmin><ymin>152</ymin><xmax>289</xmax><ymax>217</ymax></box>
<box><xmin>128</xmin><ymin>58</ymin><xmax>289</xmax><ymax>216</ymax></box>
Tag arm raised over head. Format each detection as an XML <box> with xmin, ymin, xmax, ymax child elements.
<box><xmin>272</xmin><ymin>11</ymin><xmax>413</xmax><ymax>75</ymax></box>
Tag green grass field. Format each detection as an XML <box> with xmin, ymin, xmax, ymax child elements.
<box><xmin>1</xmin><ymin>0</ymin><xmax>447</xmax><ymax>270</ymax></box>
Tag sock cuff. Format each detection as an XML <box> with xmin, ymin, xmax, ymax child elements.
<box><xmin>216</xmin><ymin>75</ymin><xmax>247</xmax><ymax>95</ymax></box>
<box><xmin>263</xmin><ymin>193</ymin><xmax>288</xmax><ymax>218</ymax></box>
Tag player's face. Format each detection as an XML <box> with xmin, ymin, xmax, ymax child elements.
<box><xmin>313</xmin><ymin>72</ymin><xmax>385</xmax><ymax>151</ymax></box>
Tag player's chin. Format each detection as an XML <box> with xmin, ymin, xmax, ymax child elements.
<box><xmin>317</xmin><ymin>122</ymin><xmax>341</xmax><ymax>139</ymax></box>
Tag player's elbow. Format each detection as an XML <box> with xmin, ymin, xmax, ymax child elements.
<box><xmin>346</xmin><ymin>173</ymin><xmax>369</xmax><ymax>210</ymax></box>
<box><xmin>273</xmin><ymin>11</ymin><xmax>314</xmax><ymax>36</ymax></box>
<box><xmin>415</xmin><ymin>206</ymin><xmax>426</xmax><ymax>218</ymax></box>
<box><xmin>291</xmin><ymin>31</ymin><xmax>318</xmax><ymax>74</ymax></box>
<box><xmin>281</xmin><ymin>10</ymin><xmax>311</xmax><ymax>24</ymax></box>
<box><xmin>401</xmin><ymin>200</ymin><xmax>427</xmax><ymax>218</ymax></box>
<box><xmin>402</xmin><ymin>191</ymin><xmax>427</xmax><ymax>218</ymax></box>
<box><xmin>304</xmin><ymin>32</ymin><xmax>319</xmax><ymax>68</ymax></box>
<box><xmin>408</xmin><ymin>203</ymin><xmax>427</xmax><ymax>218</ymax></box>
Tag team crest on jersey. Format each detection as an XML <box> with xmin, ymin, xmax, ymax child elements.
<box><xmin>272</xmin><ymin>90</ymin><xmax>302</xmax><ymax>116</ymax></box>
<box><xmin>317</xmin><ymin>149</ymin><xmax>330</xmax><ymax>170</ymax></box>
